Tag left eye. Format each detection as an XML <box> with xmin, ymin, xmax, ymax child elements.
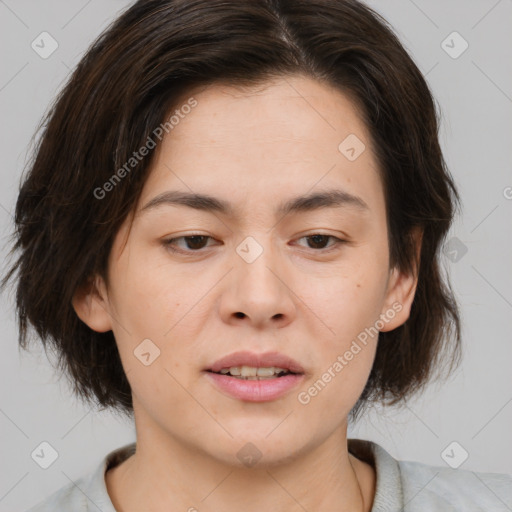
<box><xmin>162</xmin><ymin>234</ymin><xmax>344</xmax><ymax>254</ymax></box>
<box><xmin>295</xmin><ymin>234</ymin><xmax>344</xmax><ymax>250</ymax></box>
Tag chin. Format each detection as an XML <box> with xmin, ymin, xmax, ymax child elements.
<box><xmin>201</xmin><ymin>431</ymin><xmax>310</xmax><ymax>469</ymax></box>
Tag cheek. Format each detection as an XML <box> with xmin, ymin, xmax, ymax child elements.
<box><xmin>298</xmin><ymin>259</ymin><xmax>388</xmax><ymax>341</ymax></box>
<box><xmin>108</xmin><ymin>248</ymin><xmax>191</xmax><ymax>336</ymax></box>
<box><xmin>292</xmin><ymin>256</ymin><xmax>387</xmax><ymax>402</ymax></box>
<box><xmin>295</xmin><ymin>273</ymin><xmax>382</xmax><ymax>419</ymax></box>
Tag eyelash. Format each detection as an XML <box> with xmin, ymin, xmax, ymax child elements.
<box><xmin>162</xmin><ymin>233</ymin><xmax>346</xmax><ymax>255</ymax></box>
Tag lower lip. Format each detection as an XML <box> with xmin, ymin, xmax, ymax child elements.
<box><xmin>204</xmin><ymin>371</ymin><xmax>304</xmax><ymax>402</ymax></box>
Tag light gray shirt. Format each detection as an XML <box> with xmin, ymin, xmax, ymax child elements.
<box><xmin>25</xmin><ymin>438</ymin><xmax>512</xmax><ymax>511</ymax></box>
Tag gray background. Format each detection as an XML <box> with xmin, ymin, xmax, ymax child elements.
<box><xmin>1</xmin><ymin>1</ymin><xmax>511</xmax><ymax>510</ymax></box>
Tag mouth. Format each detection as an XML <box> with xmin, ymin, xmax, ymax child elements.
<box><xmin>205</xmin><ymin>366</ymin><xmax>299</xmax><ymax>380</ymax></box>
<box><xmin>203</xmin><ymin>351</ymin><xmax>305</xmax><ymax>402</ymax></box>
<box><xmin>205</xmin><ymin>350</ymin><xmax>305</xmax><ymax>376</ymax></box>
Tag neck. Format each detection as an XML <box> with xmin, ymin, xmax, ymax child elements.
<box><xmin>106</xmin><ymin>407</ymin><xmax>375</xmax><ymax>512</ymax></box>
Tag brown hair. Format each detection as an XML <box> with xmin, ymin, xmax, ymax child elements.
<box><xmin>1</xmin><ymin>0</ymin><xmax>461</xmax><ymax>421</ymax></box>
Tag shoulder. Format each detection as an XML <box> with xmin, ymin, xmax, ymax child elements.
<box><xmin>397</xmin><ymin>455</ymin><xmax>512</xmax><ymax>511</ymax></box>
<box><xmin>24</xmin><ymin>476</ymin><xmax>90</xmax><ymax>512</ymax></box>
<box><xmin>349</xmin><ymin>438</ymin><xmax>512</xmax><ymax>512</ymax></box>
<box><xmin>24</xmin><ymin>442</ymin><xmax>136</xmax><ymax>512</ymax></box>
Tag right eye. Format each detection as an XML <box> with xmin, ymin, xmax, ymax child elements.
<box><xmin>162</xmin><ymin>235</ymin><xmax>217</xmax><ymax>254</ymax></box>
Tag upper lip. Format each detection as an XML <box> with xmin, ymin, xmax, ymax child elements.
<box><xmin>206</xmin><ymin>351</ymin><xmax>305</xmax><ymax>374</ymax></box>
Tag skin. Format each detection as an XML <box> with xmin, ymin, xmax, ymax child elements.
<box><xmin>73</xmin><ymin>74</ymin><xmax>420</xmax><ymax>512</ymax></box>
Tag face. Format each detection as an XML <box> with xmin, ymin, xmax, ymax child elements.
<box><xmin>75</xmin><ymin>75</ymin><xmax>417</xmax><ymax>467</ymax></box>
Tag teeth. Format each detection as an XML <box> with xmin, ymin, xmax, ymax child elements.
<box><xmin>256</xmin><ymin>367</ymin><xmax>277</xmax><ymax>377</ymax></box>
<box><xmin>217</xmin><ymin>366</ymin><xmax>289</xmax><ymax>377</ymax></box>
<box><xmin>241</xmin><ymin>366</ymin><xmax>257</xmax><ymax>377</ymax></box>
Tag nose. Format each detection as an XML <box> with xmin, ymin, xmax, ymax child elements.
<box><xmin>218</xmin><ymin>236</ymin><xmax>296</xmax><ymax>329</ymax></box>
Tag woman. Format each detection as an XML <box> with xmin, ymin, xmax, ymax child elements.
<box><xmin>3</xmin><ymin>0</ymin><xmax>511</xmax><ymax>510</ymax></box>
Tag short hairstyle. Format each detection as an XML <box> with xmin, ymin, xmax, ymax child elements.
<box><xmin>1</xmin><ymin>0</ymin><xmax>461</xmax><ymax>421</ymax></box>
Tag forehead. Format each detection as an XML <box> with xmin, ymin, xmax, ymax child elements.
<box><xmin>163</xmin><ymin>76</ymin><xmax>372</xmax><ymax>160</ymax></box>
<box><xmin>135</xmin><ymin>75</ymin><xmax>383</xmax><ymax>220</ymax></box>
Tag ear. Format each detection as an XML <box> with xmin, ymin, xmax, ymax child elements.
<box><xmin>379</xmin><ymin>227</ymin><xmax>423</xmax><ymax>332</ymax></box>
<box><xmin>71</xmin><ymin>274</ymin><xmax>113</xmax><ymax>332</ymax></box>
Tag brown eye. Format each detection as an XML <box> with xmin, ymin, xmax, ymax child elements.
<box><xmin>163</xmin><ymin>235</ymin><xmax>213</xmax><ymax>253</ymax></box>
<box><xmin>305</xmin><ymin>234</ymin><xmax>331</xmax><ymax>249</ymax></box>
<box><xmin>297</xmin><ymin>234</ymin><xmax>345</xmax><ymax>251</ymax></box>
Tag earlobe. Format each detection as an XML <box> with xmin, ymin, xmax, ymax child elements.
<box><xmin>380</xmin><ymin>228</ymin><xmax>422</xmax><ymax>332</ymax></box>
<box><xmin>71</xmin><ymin>275</ymin><xmax>113</xmax><ymax>333</ymax></box>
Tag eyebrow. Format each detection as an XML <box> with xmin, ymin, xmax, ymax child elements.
<box><xmin>139</xmin><ymin>188</ymin><xmax>369</xmax><ymax>217</ymax></box>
